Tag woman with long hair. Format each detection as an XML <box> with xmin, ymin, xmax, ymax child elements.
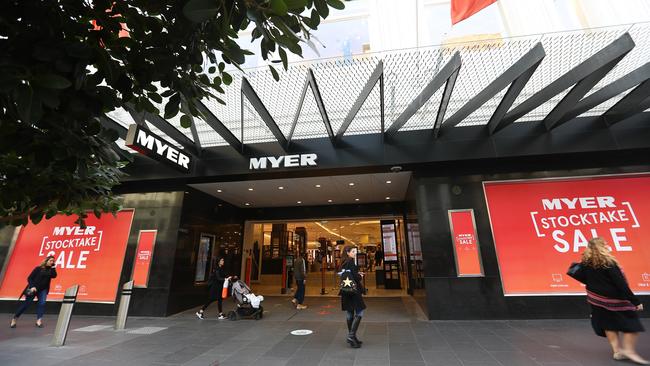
<box><xmin>196</xmin><ymin>257</ymin><xmax>230</xmax><ymax>320</ymax></box>
<box><xmin>577</xmin><ymin>237</ymin><xmax>647</xmax><ymax>364</ymax></box>
<box><xmin>10</xmin><ymin>255</ymin><xmax>57</xmax><ymax>328</ymax></box>
<box><xmin>339</xmin><ymin>245</ymin><xmax>366</xmax><ymax>348</ymax></box>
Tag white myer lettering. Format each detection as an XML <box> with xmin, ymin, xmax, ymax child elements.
<box><xmin>126</xmin><ymin>125</ymin><xmax>191</xmax><ymax>172</ymax></box>
<box><xmin>249</xmin><ymin>153</ymin><xmax>318</xmax><ymax>170</ymax></box>
<box><xmin>542</xmin><ymin>196</ymin><xmax>616</xmax><ymax>210</ymax></box>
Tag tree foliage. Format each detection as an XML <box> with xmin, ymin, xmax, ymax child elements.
<box><xmin>0</xmin><ymin>0</ymin><xmax>343</xmax><ymax>227</ymax></box>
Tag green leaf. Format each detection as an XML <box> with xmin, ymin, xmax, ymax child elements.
<box><xmin>269</xmin><ymin>65</ymin><xmax>280</xmax><ymax>81</ymax></box>
<box><xmin>278</xmin><ymin>47</ymin><xmax>288</xmax><ymax>70</ymax></box>
<box><xmin>180</xmin><ymin>114</ymin><xmax>192</xmax><ymax>128</ymax></box>
<box><xmin>183</xmin><ymin>0</ymin><xmax>219</xmax><ymax>23</ymax></box>
<box><xmin>208</xmin><ymin>66</ymin><xmax>216</xmax><ymax>74</ymax></box>
<box><xmin>314</xmin><ymin>0</ymin><xmax>329</xmax><ymax>18</ymax></box>
<box><xmin>33</xmin><ymin>74</ymin><xmax>72</xmax><ymax>90</ymax></box>
<box><xmin>309</xmin><ymin>9</ymin><xmax>321</xmax><ymax>28</ymax></box>
<box><xmin>219</xmin><ymin>62</ymin><xmax>225</xmax><ymax>72</ymax></box>
<box><xmin>15</xmin><ymin>85</ymin><xmax>33</xmax><ymax>123</ymax></box>
<box><xmin>285</xmin><ymin>0</ymin><xmax>308</xmax><ymax>9</ymax></box>
<box><xmin>326</xmin><ymin>0</ymin><xmax>345</xmax><ymax>10</ymax></box>
<box><xmin>147</xmin><ymin>92</ymin><xmax>163</xmax><ymax>104</ymax></box>
<box><xmin>270</xmin><ymin>0</ymin><xmax>288</xmax><ymax>15</ymax></box>
<box><xmin>164</xmin><ymin>93</ymin><xmax>181</xmax><ymax>119</ymax></box>
<box><xmin>222</xmin><ymin>72</ymin><xmax>233</xmax><ymax>85</ymax></box>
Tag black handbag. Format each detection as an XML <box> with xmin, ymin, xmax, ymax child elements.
<box><xmin>567</xmin><ymin>262</ymin><xmax>586</xmax><ymax>283</ymax></box>
<box><xmin>339</xmin><ymin>270</ymin><xmax>358</xmax><ymax>294</ymax></box>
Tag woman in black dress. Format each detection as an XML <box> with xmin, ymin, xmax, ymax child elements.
<box><xmin>10</xmin><ymin>255</ymin><xmax>57</xmax><ymax>328</ymax></box>
<box><xmin>196</xmin><ymin>257</ymin><xmax>230</xmax><ymax>320</ymax></box>
<box><xmin>339</xmin><ymin>245</ymin><xmax>366</xmax><ymax>348</ymax></box>
<box><xmin>576</xmin><ymin>237</ymin><xmax>647</xmax><ymax>364</ymax></box>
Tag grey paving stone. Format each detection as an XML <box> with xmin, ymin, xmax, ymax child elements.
<box><xmin>420</xmin><ymin>351</ymin><xmax>463</xmax><ymax>366</ymax></box>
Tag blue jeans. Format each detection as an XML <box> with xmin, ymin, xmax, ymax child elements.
<box><xmin>294</xmin><ymin>280</ymin><xmax>305</xmax><ymax>304</ymax></box>
<box><xmin>15</xmin><ymin>289</ymin><xmax>48</xmax><ymax>319</ymax></box>
<box><xmin>346</xmin><ymin>309</ymin><xmax>364</xmax><ymax>320</ymax></box>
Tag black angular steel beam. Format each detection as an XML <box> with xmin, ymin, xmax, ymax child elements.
<box><xmin>125</xmin><ymin>103</ymin><xmax>199</xmax><ymax>156</ymax></box>
<box><xmin>287</xmin><ymin>69</ymin><xmax>334</xmax><ymax>146</ymax></box>
<box><xmin>194</xmin><ymin>100</ymin><xmax>244</xmax><ymax>153</ymax></box>
<box><xmin>99</xmin><ymin>115</ymin><xmax>128</xmax><ymax>140</ymax></box>
<box><xmin>385</xmin><ymin>52</ymin><xmax>462</xmax><ymax>137</ymax></box>
<box><xmin>560</xmin><ymin>62</ymin><xmax>650</xmax><ymax>122</ymax></box>
<box><xmin>442</xmin><ymin>43</ymin><xmax>546</xmax><ymax>134</ymax></box>
<box><xmin>111</xmin><ymin>143</ymin><xmax>133</xmax><ymax>161</ymax></box>
<box><xmin>501</xmin><ymin>33</ymin><xmax>635</xmax><ymax>130</ymax></box>
<box><xmin>336</xmin><ymin>61</ymin><xmax>384</xmax><ymax>141</ymax></box>
<box><xmin>241</xmin><ymin>77</ymin><xmax>288</xmax><ymax>150</ymax></box>
<box><xmin>600</xmin><ymin>80</ymin><xmax>650</xmax><ymax>125</ymax></box>
<box><xmin>124</xmin><ymin>105</ymin><xmax>148</xmax><ymax>127</ymax></box>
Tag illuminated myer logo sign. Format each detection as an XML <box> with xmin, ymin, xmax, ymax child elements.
<box><xmin>249</xmin><ymin>153</ymin><xmax>317</xmax><ymax>170</ymax></box>
<box><xmin>125</xmin><ymin>124</ymin><xmax>192</xmax><ymax>173</ymax></box>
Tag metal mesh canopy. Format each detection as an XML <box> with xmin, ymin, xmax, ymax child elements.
<box><xmin>107</xmin><ymin>23</ymin><xmax>650</xmax><ymax>150</ymax></box>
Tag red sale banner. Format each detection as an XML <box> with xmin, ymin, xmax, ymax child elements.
<box><xmin>484</xmin><ymin>174</ymin><xmax>650</xmax><ymax>296</ymax></box>
<box><xmin>0</xmin><ymin>210</ymin><xmax>134</xmax><ymax>303</ymax></box>
<box><xmin>449</xmin><ymin>210</ymin><xmax>484</xmax><ymax>277</ymax></box>
<box><xmin>132</xmin><ymin>230</ymin><xmax>157</xmax><ymax>288</ymax></box>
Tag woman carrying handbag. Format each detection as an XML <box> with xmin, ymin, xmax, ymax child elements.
<box><xmin>10</xmin><ymin>256</ymin><xmax>57</xmax><ymax>328</ymax></box>
<box><xmin>568</xmin><ymin>237</ymin><xmax>647</xmax><ymax>364</ymax></box>
<box><xmin>339</xmin><ymin>245</ymin><xmax>366</xmax><ymax>348</ymax></box>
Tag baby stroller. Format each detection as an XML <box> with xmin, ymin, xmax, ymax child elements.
<box><xmin>227</xmin><ymin>279</ymin><xmax>264</xmax><ymax>320</ymax></box>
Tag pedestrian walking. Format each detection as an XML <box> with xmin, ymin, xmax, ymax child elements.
<box><xmin>339</xmin><ymin>245</ymin><xmax>366</xmax><ymax>348</ymax></box>
<box><xmin>10</xmin><ymin>255</ymin><xmax>57</xmax><ymax>328</ymax></box>
<box><xmin>196</xmin><ymin>257</ymin><xmax>230</xmax><ymax>320</ymax></box>
<box><xmin>292</xmin><ymin>249</ymin><xmax>307</xmax><ymax>310</ymax></box>
<box><xmin>568</xmin><ymin>237</ymin><xmax>648</xmax><ymax>364</ymax></box>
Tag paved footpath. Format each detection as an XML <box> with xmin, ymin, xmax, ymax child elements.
<box><xmin>0</xmin><ymin>296</ymin><xmax>648</xmax><ymax>366</ymax></box>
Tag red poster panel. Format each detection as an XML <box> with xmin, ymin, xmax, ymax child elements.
<box><xmin>132</xmin><ymin>230</ymin><xmax>157</xmax><ymax>288</ymax></box>
<box><xmin>449</xmin><ymin>210</ymin><xmax>484</xmax><ymax>277</ymax></box>
<box><xmin>0</xmin><ymin>210</ymin><xmax>134</xmax><ymax>303</ymax></box>
<box><xmin>381</xmin><ymin>223</ymin><xmax>398</xmax><ymax>261</ymax></box>
<box><xmin>484</xmin><ymin>174</ymin><xmax>650</xmax><ymax>296</ymax></box>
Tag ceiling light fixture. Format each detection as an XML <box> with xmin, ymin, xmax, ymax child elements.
<box><xmin>244</xmin><ymin>203</ymin><xmax>250</xmax><ymax>206</ymax></box>
<box><xmin>217</xmin><ymin>189</ymin><xmax>222</xmax><ymax>193</ymax></box>
<box><xmin>297</xmin><ymin>201</ymin><xmax>302</xmax><ymax>204</ymax></box>
<box><xmin>355</xmin><ymin>198</ymin><xmax>360</xmax><ymax>201</ymax></box>
<box><xmin>327</xmin><ymin>199</ymin><xmax>332</xmax><ymax>203</ymax></box>
<box><xmin>386</xmin><ymin>180</ymin><xmax>392</xmax><ymax>184</ymax></box>
<box><xmin>248</xmin><ymin>188</ymin><xmax>254</xmax><ymax>191</ymax></box>
<box><xmin>349</xmin><ymin>182</ymin><xmax>355</xmax><ymax>186</ymax></box>
<box><xmin>315</xmin><ymin>184</ymin><xmax>321</xmax><ymax>188</ymax></box>
<box><xmin>278</xmin><ymin>186</ymin><xmax>284</xmax><ymax>190</ymax></box>
<box><xmin>385</xmin><ymin>196</ymin><xmax>391</xmax><ymax>200</ymax></box>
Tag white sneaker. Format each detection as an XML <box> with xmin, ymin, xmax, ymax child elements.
<box><xmin>218</xmin><ymin>314</ymin><xmax>227</xmax><ymax>320</ymax></box>
<box><xmin>195</xmin><ymin>311</ymin><xmax>204</xmax><ymax>320</ymax></box>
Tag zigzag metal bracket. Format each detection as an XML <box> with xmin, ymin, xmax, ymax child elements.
<box><xmin>600</xmin><ymin>79</ymin><xmax>650</xmax><ymax>126</ymax></box>
<box><xmin>442</xmin><ymin>43</ymin><xmax>546</xmax><ymax>135</ymax></box>
<box><xmin>385</xmin><ymin>52</ymin><xmax>462</xmax><ymax>139</ymax></box>
<box><xmin>336</xmin><ymin>61</ymin><xmax>384</xmax><ymax>142</ymax></box>
<box><xmin>194</xmin><ymin>100</ymin><xmax>244</xmax><ymax>153</ymax></box>
<box><xmin>559</xmin><ymin>62</ymin><xmax>650</xmax><ymax>124</ymax></box>
<box><xmin>241</xmin><ymin>77</ymin><xmax>288</xmax><ymax>151</ymax></box>
<box><xmin>500</xmin><ymin>33</ymin><xmax>635</xmax><ymax>131</ymax></box>
<box><xmin>287</xmin><ymin>69</ymin><xmax>335</xmax><ymax>146</ymax></box>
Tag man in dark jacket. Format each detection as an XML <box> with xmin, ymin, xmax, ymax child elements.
<box><xmin>292</xmin><ymin>250</ymin><xmax>307</xmax><ymax>309</ymax></box>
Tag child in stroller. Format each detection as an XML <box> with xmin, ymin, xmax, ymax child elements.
<box><xmin>227</xmin><ymin>278</ymin><xmax>264</xmax><ymax>320</ymax></box>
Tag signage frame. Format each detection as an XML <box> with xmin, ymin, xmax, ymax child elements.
<box><xmin>482</xmin><ymin>172</ymin><xmax>650</xmax><ymax>296</ymax></box>
<box><xmin>131</xmin><ymin>230</ymin><xmax>158</xmax><ymax>289</ymax></box>
<box><xmin>0</xmin><ymin>209</ymin><xmax>135</xmax><ymax>304</ymax></box>
<box><xmin>125</xmin><ymin>124</ymin><xmax>192</xmax><ymax>173</ymax></box>
<box><xmin>448</xmin><ymin>209</ymin><xmax>485</xmax><ymax>278</ymax></box>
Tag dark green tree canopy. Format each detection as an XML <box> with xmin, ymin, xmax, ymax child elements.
<box><xmin>0</xmin><ymin>0</ymin><xmax>344</xmax><ymax>226</ymax></box>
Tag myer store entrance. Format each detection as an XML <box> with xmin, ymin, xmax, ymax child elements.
<box><xmin>242</xmin><ymin>217</ymin><xmax>415</xmax><ymax>297</ymax></box>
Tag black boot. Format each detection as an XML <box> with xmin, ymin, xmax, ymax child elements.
<box><xmin>346</xmin><ymin>318</ymin><xmax>363</xmax><ymax>344</ymax></box>
<box><xmin>346</xmin><ymin>316</ymin><xmax>362</xmax><ymax>348</ymax></box>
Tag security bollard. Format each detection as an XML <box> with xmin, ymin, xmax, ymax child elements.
<box><xmin>50</xmin><ymin>285</ymin><xmax>79</xmax><ymax>347</ymax></box>
<box><xmin>115</xmin><ymin>280</ymin><xmax>134</xmax><ymax>330</ymax></box>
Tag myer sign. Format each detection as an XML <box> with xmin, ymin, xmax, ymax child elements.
<box><xmin>249</xmin><ymin>153</ymin><xmax>317</xmax><ymax>170</ymax></box>
<box><xmin>125</xmin><ymin>124</ymin><xmax>192</xmax><ymax>173</ymax></box>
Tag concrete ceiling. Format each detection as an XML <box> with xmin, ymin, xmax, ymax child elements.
<box><xmin>189</xmin><ymin>172</ymin><xmax>412</xmax><ymax>208</ymax></box>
